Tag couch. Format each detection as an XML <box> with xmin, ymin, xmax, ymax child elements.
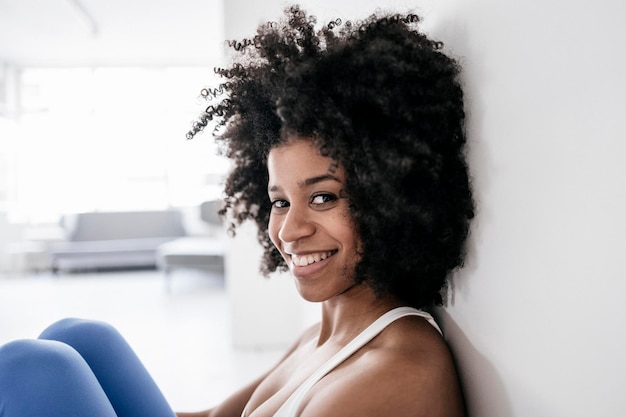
<box><xmin>49</xmin><ymin>210</ymin><xmax>186</xmax><ymax>273</ymax></box>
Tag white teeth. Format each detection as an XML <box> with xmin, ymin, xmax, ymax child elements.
<box><xmin>291</xmin><ymin>251</ymin><xmax>334</xmax><ymax>267</ymax></box>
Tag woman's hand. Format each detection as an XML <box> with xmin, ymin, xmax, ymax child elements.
<box><xmin>176</xmin><ymin>412</ymin><xmax>211</xmax><ymax>417</ymax></box>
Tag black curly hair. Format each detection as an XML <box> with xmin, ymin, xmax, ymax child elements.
<box><xmin>188</xmin><ymin>5</ymin><xmax>474</xmax><ymax>309</ymax></box>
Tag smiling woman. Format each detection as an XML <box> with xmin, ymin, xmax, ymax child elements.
<box><xmin>181</xmin><ymin>5</ymin><xmax>474</xmax><ymax>417</ymax></box>
<box><xmin>189</xmin><ymin>6</ymin><xmax>474</xmax><ymax>310</ymax></box>
<box><xmin>0</xmin><ymin>5</ymin><xmax>473</xmax><ymax>417</ymax></box>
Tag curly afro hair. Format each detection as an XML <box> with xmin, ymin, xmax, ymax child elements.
<box><xmin>188</xmin><ymin>5</ymin><xmax>474</xmax><ymax>309</ymax></box>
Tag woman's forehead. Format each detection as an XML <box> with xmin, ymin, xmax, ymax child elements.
<box><xmin>267</xmin><ymin>139</ymin><xmax>345</xmax><ymax>185</ymax></box>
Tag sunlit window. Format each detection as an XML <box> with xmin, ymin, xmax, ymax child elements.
<box><xmin>2</xmin><ymin>67</ymin><xmax>228</xmax><ymax>224</ymax></box>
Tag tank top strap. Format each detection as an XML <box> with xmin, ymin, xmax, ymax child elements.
<box><xmin>272</xmin><ymin>307</ymin><xmax>441</xmax><ymax>417</ymax></box>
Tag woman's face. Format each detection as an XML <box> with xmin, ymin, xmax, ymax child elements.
<box><xmin>267</xmin><ymin>138</ymin><xmax>360</xmax><ymax>302</ymax></box>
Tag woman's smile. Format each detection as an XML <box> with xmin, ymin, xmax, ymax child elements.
<box><xmin>287</xmin><ymin>250</ymin><xmax>340</xmax><ymax>280</ymax></box>
<box><xmin>289</xmin><ymin>250</ymin><xmax>337</xmax><ymax>268</ymax></box>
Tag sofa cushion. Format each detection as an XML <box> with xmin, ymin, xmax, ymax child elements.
<box><xmin>50</xmin><ymin>210</ymin><xmax>187</xmax><ymax>272</ymax></box>
<box><xmin>63</xmin><ymin>210</ymin><xmax>186</xmax><ymax>241</ymax></box>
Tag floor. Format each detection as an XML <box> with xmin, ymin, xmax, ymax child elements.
<box><xmin>0</xmin><ymin>268</ymin><xmax>285</xmax><ymax>413</ymax></box>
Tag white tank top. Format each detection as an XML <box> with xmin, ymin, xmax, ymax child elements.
<box><xmin>246</xmin><ymin>307</ymin><xmax>441</xmax><ymax>417</ymax></box>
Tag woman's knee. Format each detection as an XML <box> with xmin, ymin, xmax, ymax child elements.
<box><xmin>0</xmin><ymin>339</ymin><xmax>85</xmax><ymax>386</ymax></box>
<box><xmin>39</xmin><ymin>318</ymin><xmax>136</xmax><ymax>373</ymax></box>
<box><xmin>0</xmin><ymin>338</ymin><xmax>78</xmax><ymax>364</ymax></box>
<box><xmin>39</xmin><ymin>318</ymin><xmax>120</xmax><ymax>343</ymax></box>
<box><xmin>0</xmin><ymin>339</ymin><xmax>118</xmax><ymax>417</ymax></box>
<box><xmin>39</xmin><ymin>318</ymin><xmax>128</xmax><ymax>359</ymax></box>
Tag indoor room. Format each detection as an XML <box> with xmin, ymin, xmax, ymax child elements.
<box><xmin>1</xmin><ymin>1</ymin><xmax>625</xmax><ymax>416</ymax></box>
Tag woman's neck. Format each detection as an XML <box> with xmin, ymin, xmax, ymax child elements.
<box><xmin>315</xmin><ymin>284</ymin><xmax>403</xmax><ymax>347</ymax></box>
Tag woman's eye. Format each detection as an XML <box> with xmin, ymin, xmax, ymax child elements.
<box><xmin>271</xmin><ymin>199</ymin><xmax>289</xmax><ymax>209</ymax></box>
<box><xmin>310</xmin><ymin>194</ymin><xmax>337</xmax><ymax>206</ymax></box>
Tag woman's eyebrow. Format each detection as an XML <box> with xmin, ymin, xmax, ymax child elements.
<box><xmin>299</xmin><ymin>174</ymin><xmax>341</xmax><ymax>188</ymax></box>
<box><xmin>268</xmin><ymin>174</ymin><xmax>341</xmax><ymax>193</ymax></box>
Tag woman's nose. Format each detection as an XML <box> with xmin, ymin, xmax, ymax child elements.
<box><xmin>278</xmin><ymin>205</ymin><xmax>315</xmax><ymax>243</ymax></box>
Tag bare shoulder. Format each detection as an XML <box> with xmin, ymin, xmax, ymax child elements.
<box><xmin>302</xmin><ymin>315</ymin><xmax>465</xmax><ymax>417</ymax></box>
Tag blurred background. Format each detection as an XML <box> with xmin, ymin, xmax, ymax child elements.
<box><xmin>1</xmin><ymin>1</ymin><xmax>626</xmax><ymax>416</ymax></box>
<box><xmin>0</xmin><ymin>0</ymin><xmax>227</xmax><ymax>238</ymax></box>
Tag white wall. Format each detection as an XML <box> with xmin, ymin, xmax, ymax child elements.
<box><xmin>223</xmin><ymin>1</ymin><xmax>626</xmax><ymax>416</ymax></box>
<box><xmin>425</xmin><ymin>1</ymin><xmax>626</xmax><ymax>416</ymax></box>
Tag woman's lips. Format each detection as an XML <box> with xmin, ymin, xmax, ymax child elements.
<box><xmin>288</xmin><ymin>250</ymin><xmax>338</xmax><ymax>276</ymax></box>
<box><xmin>290</xmin><ymin>250</ymin><xmax>336</xmax><ymax>267</ymax></box>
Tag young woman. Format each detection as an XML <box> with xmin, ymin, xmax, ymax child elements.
<box><xmin>180</xmin><ymin>6</ymin><xmax>473</xmax><ymax>417</ymax></box>
<box><xmin>0</xmin><ymin>6</ymin><xmax>473</xmax><ymax>417</ymax></box>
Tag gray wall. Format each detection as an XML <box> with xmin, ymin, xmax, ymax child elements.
<box><xmin>223</xmin><ymin>1</ymin><xmax>626</xmax><ymax>416</ymax></box>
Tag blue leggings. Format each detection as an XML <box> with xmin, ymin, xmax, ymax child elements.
<box><xmin>0</xmin><ymin>318</ymin><xmax>176</xmax><ymax>417</ymax></box>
